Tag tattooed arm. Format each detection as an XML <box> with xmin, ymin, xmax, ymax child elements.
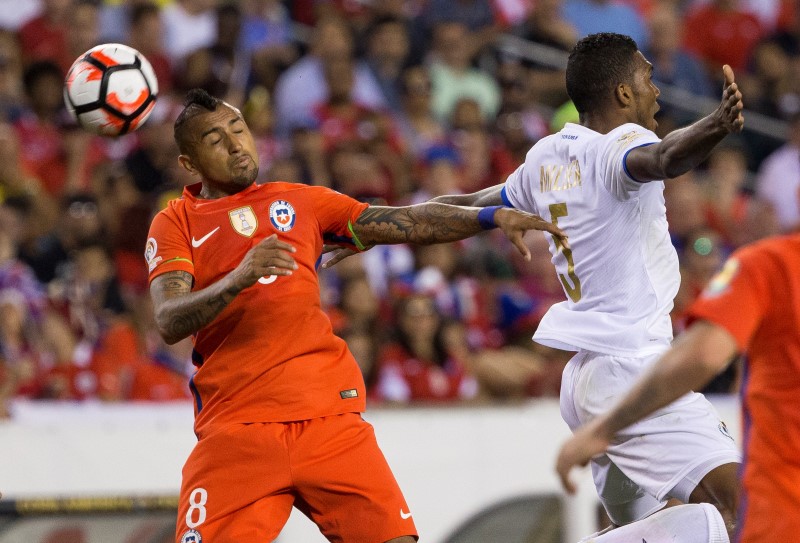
<box><xmin>321</xmin><ymin>186</ymin><xmax>508</xmax><ymax>269</ymax></box>
<box><xmin>150</xmin><ymin>234</ymin><xmax>297</xmax><ymax>344</ymax></box>
<box><xmin>349</xmin><ymin>203</ymin><xmax>567</xmax><ymax>260</ymax></box>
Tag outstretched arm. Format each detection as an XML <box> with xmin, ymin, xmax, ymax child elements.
<box><xmin>349</xmin><ymin>203</ymin><xmax>567</xmax><ymax>260</ymax></box>
<box><xmin>429</xmin><ymin>184</ymin><xmax>505</xmax><ymax>207</ymax></box>
<box><xmin>626</xmin><ymin>65</ymin><xmax>744</xmax><ymax>182</ymax></box>
<box><xmin>150</xmin><ymin>235</ymin><xmax>297</xmax><ymax>344</ymax></box>
<box><xmin>322</xmin><ymin>186</ymin><xmax>509</xmax><ymax>268</ymax></box>
<box><xmin>555</xmin><ymin>320</ymin><xmax>739</xmax><ymax>493</ymax></box>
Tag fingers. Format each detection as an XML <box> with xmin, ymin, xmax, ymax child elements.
<box><xmin>508</xmin><ymin>232</ymin><xmax>532</xmax><ymax>261</ymax></box>
<box><xmin>321</xmin><ymin>248</ymin><xmax>357</xmax><ymax>269</ymax></box>
<box><xmin>248</xmin><ymin>234</ymin><xmax>298</xmax><ymax>277</ymax></box>
<box><xmin>720</xmin><ymin>66</ymin><xmax>745</xmax><ymax>132</ymax></box>
<box><xmin>722</xmin><ymin>64</ymin><xmax>735</xmax><ymax>87</ymax></box>
<box><xmin>558</xmin><ymin>464</ymin><xmax>577</xmax><ymax>495</ymax></box>
<box><xmin>257</xmin><ymin>233</ymin><xmax>297</xmax><ymax>253</ymax></box>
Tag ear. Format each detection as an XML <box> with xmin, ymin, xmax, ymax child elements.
<box><xmin>178</xmin><ymin>154</ymin><xmax>198</xmax><ymax>176</ymax></box>
<box><xmin>614</xmin><ymin>83</ymin><xmax>633</xmax><ymax>108</ymax></box>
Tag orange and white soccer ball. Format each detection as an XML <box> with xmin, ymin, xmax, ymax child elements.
<box><xmin>64</xmin><ymin>43</ymin><xmax>158</xmax><ymax>137</ymax></box>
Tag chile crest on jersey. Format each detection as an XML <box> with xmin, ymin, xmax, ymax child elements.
<box><xmin>269</xmin><ymin>200</ymin><xmax>296</xmax><ymax>232</ymax></box>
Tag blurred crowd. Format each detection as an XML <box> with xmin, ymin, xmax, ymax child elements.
<box><xmin>0</xmin><ymin>0</ymin><xmax>798</xmax><ymax>415</ymax></box>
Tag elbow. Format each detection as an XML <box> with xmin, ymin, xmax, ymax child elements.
<box><xmin>154</xmin><ymin>312</ymin><xmax>184</xmax><ymax>345</ymax></box>
<box><xmin>659</xmin><ymin>151</ymin><xmax>692</xmax><ymax>180</ymax></box>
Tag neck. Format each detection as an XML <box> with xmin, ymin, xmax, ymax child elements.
<box><xmin>199</xmin><ymin>182</ymin><xmax>252</xmax><ymax>199</ymax></box>
<box><xmin>579</xmin><ymin>110</ymin><xmax>633</xmax><ymax>134</ymax></box>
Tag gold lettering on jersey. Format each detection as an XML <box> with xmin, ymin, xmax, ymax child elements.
<box><xmin>229</xmin><ymin>206</ymin><xmax>258</xmax><ymax>237</ymax></box>
<box><xmin>540</xmin><ymin>159</ymin><xmax>581</xmax><ymax>193</ymax></box>
<box><xmin>616</xmin><ymin>131</ymin><xmax>645</xmax><ymax>147</ymax></box>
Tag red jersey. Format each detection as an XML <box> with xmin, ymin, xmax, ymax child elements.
<box><xmin>146</xmin><ymin>182</ymin><xmax>368</xmax><ymax>436</ymax></box>
<box><xmin>687</xmin><ymin>234</ymin><xmax>800</xmax><ymax>542</ymax></box>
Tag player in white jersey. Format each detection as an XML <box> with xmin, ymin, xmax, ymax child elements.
<box><xmin>426</xmin><ymin>33</ymin><xmax>745</xmax><ymax>542</ymax></box>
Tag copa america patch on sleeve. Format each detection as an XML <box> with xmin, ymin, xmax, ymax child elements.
<box><xmin>180</xmin><ymin>529</ymin><xmax>202</xmax><ymax>543</ymax></box>
<box><xmin>340</xmin><ymin>389</ymin><xmax>358</xmax><ymax>399</ymax></box>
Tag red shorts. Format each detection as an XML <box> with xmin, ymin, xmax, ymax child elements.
<box><xmin>175</xmin><ymin>413</ymin><xmax>418</xmax><ymax>542</ymax></box>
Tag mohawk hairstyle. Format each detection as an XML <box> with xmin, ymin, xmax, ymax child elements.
<box><xmin>565</xmin><ymin>33</ymin><xmax>639</xmax><ymax>116</ymax></box>
<box><xmin>174</xmin><ymin>88</ymin><xmax>223</xmax><ymax>153</ymax></box>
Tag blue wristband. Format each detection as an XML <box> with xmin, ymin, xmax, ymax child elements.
<box><xmin>477</xmin><ymin>206</ymin><xmax>503</xmax><ymax>230</ymax></box>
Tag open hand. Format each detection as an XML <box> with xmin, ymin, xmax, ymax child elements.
<box><xmin>321</xmin><ymin>245</ymin><xmax>358</xmax><ymax>269</ymax></box>
<box><xmin>494</xmin><ymin>208</ymin><xmax>569</xmax><ymax>260</ymax></box>
<box><xmin>717</xmin><ymin>65</ymin><xmax>744</xmax><ymax>133</ymax></box>
<box><xmin>555</xmin><ymin>421</ymin><xmax>610</xmax><ymax>495</ymax></box>
<box><xmin>232</xmin><ymin>234</ymin><xmax>297</xmax><ymax>288</ymax></box>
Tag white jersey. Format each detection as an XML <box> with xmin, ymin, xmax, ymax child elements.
<box><xmin>503</xmin><ymin>122</ymin><xmax>679</xmax><ymax>356</ymax></box>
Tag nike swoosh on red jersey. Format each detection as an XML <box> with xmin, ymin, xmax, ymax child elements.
<box><xmin>191</xmin><ymin>227</ymin><xmax>220</xmax><ymax>247</ymax></box>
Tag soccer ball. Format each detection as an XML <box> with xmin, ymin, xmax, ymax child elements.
<box><xmin>64</xmin><ymin>43</ymin><xmax>158</xmax><ymax>137</ymax></box>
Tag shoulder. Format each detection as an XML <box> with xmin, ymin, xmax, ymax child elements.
<box><xmin>258</xmin><ymin>181</ymin><xmax>310</xmax><ymax>193</ymax></box>
<box><xmin>736</xmin><ymin>235</ymin><xmax>800</xmax><ymax>266</ymax></box>
<box><xmin>606</xmin><ymin>123</ymin><xmax>658</xmax><ymax>142</ymax></box>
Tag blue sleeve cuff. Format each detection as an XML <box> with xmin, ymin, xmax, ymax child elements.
<box><xmin>500</xmin><ymin>186</ymin><xmax>515</xmax><ymax>208</ymax></box>
<box><xmin>622</xmin><ymin>141</ymin><xmax>657</xmax><ymax>183</ymax></box>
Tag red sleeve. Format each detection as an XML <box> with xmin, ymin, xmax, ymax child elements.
<box><xmin>307</xmin><ymin>186</ymin><xmax>370</xmax><ymax>251</ymax></box>
<box><xmin>687</xmin><ymin>248</ymin><xmax>770</xmax><ymax>351</ymax></box>
<box><xmin>145</xmin><ymin>208</ymin><xmax>194</xmax><ymax>283</ymax></box>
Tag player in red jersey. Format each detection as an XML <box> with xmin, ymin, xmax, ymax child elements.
<box><xmin>556</xmin><ymin>233</ymin><xmax>800</xmax><ymax>542</ymax></box>
<box><xmin>147</xmin><ymin>88</ymin><xmax>566</xmax><ymax>543</ymax></box>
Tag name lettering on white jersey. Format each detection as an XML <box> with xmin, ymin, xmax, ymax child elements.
<box><xmin>540</xmin><ymin>159</ymin><xmax>582</xmax><ymax>193</ymax></box>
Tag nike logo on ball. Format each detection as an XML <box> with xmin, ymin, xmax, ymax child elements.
<box><xmin>400</xmin><ymin>509</ymin><xmax>412</xmax><ymax>520</ymax></box>
<box><xmin>191</xmin><ymin>227</ymin><xmax>220</xmax><ymax>247</ymax></box>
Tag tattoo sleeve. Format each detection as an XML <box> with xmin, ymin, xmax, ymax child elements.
<box><xmin>150</xmin><ymin>270</ymin><xmax>243</xmax><ymax>344</ymax></box>
<box><xmin>352</xmin><ymin>203</ymin><xmax>485</xmax><ymax>247</ymax></box>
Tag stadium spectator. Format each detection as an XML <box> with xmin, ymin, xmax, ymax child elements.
<box><xmin>181</xmin><ymin>2</ymin><xmax>248</xmax><ymax>106</ymax></box>
<box><xmin>273</xmin><ymin>14</ymin><xmax>386</xmax><ymax>134</ymax></box>
<box><xmin>20</xmin><ymin>193</ymin><xmax>104</xmax><ymax>286</ymax></box>
<box><xmin>66</xmin><ymin>0</ymin><xmax>100</xmax><ymax>72</ymax></box>
<box><xmin>375</xmin><ymin>292</ymin><xmax>480</xmax><ymax>403</ymax></box>
<box><xmin>645</xmin><ymin>6</ymin><xmax>714</xmax><ymax>101</ymax></box>
<box><xmin>15</xmin><ymin>60</ymin><xmax>84</xmax><ymax>197</ymax></box>
<box><xmin>161</xmin><ymin>0</ymin><xmax>217</xmax><ymax>64</ymax></box>
<box><xmin>0</xmin><ymin>0</ymin><xmax>42</xmax><ymax>32</ymax></box>
<box><xmin>419</xmin><ymin>0</ymin><xmax>500</xmax><ymax>63</ymax></box>
<box><xmin>17</xmin><ymin>0</ymin><xmax>72</xmax><ymax>70</ymax></box>
<box><xmin>0</xmin><ymin>203</ymin><xmax>46</xmax><ymax>319</ymax></box>
<box><xmin>395</xmin><ymin>64</ymin><xmax>448</xmax><ymax>161</ymax></box>
<box><xmin>683</xmin><ymin>0</ymin><xmax>764</xmax><ymax>76</ymax></box>
<box><xmin>0</xmin><ymin>288</ymin><xmax>42</xmax><ymax>411</ymax></box>
<box><xmin>127</xmin><ymin>2</ymin><xmax>174</xmax><ymax>95</ymax></box>
<box><xmin>756</xmin><ymin>111</ymin><xmax>800</xmax><ymax>231</ymax></box>
<box><xmin>563</xmin><ymin>0</ymin><xmax>648</xmax><ymax>47</ymax></box>
<box><xmin>364</xmin><ymin>15</ymin><xmax>412</xmax><ymax>113</ymax></box>
<box><xmin>449</xmin><ymin>97</ymin><xmax>516</xmax><ymax>192</ymax></box>
<box><xmin>699</xmin><ymin>144</ymin><xmax>756</xmax><ymax>248</ymax></box>
<box><xmin>427</xmin><ymin>21</ymin><xmax>501</xmax><ymax>121</ymax></box>
<box><xmin>0</xmin><ymin>30</ymin><xmax>25</xmax><ymax>122</ymax></box>
<box><xmin>128</xmin><ymin>336</ymin><xmax>193</xmax><ymax>401</ymax></box>
<box><xmin>240</xmin><ymin>0</ymin><xmax>298</xmax><ymax>92</ymax></box>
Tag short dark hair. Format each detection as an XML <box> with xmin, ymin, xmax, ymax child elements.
<box><xmin>174</xmin><ymin>88</ymin><xmax>223</xmax><ymax>153</ymax></box>
<box><xmin>565</xmin><ymin>33</ymin><xmax>639</xmax><ymax>115</ymax></box>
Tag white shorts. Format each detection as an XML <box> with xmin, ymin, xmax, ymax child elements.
<box><xmin>560</xmin><ymin>350</ymin><xmax>742</xmax><ymax>526</ymax></box>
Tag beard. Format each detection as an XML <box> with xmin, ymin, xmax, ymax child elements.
<box><xmin>232</xmin><ymin>163</ymin><xmax>259</xmax><ymax>186</ymax></box>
